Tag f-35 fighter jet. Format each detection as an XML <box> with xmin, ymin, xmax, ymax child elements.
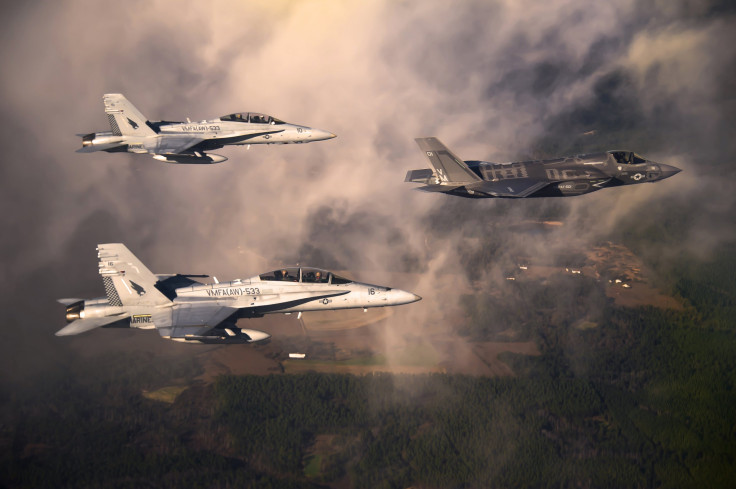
<box><xmin>77</xmin><ymin>94</ymin><xmax>336</xmax><ymax>164</ymax></box>
<box><xmin>56</xmin><ymin>244</ymin><xmax>421</xmax><ymax>344</ymax></box>
<box><xmin>405</xmin><ymin>138</ymin><xmax>680</xmax><ymax>198</ymax></box>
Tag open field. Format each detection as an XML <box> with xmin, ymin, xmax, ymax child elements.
<box><xmin>283</xmin><ymin>361</ymin><xmax>446</xmax><ymax>375</ymax></box>
<box><xmin>510</xmin><ymin>241</ymin><xmax>684</xmax><ymax>310</ymax></box>
<box><xmin>142</xmin><ymin>385</ymin><xmax>188</xmax><ymax>403</ymax></box>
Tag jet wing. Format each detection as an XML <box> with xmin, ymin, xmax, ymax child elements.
<box><xmin>413</xmin><ymin>184</ymin><xmax>466</xmax><ymax>193</ymax></box>
<box><xmin>56</xmin><ymin>314</ymin><xmax>130</xmax><ymax>336</ymax></box>
<box><xmin>177</xmin><ymin>290</ymin><xmax>350</xmax><ymax>308</ymax></box>
<box><xmin>156</xmin><ymin>290</ymin><xmax>350</xmax><ymax>338</ymax></box>
<box><xmin>186</xmin><ymin>130</ymin><xmax>285</xmax><ymax>152</ymax></box>
<box><xmin>173</xmin><ymin>304</ymin><xmax>238</xmax><ymax>326</ymax></box>
<box><xmin>157</xmin><ymin>136</ymin><xmax>209</xmax><ymax>155</ymax></box>
<box><xmin>154</xmin><ymin>305</ymin><xmax>239</xmax><ymax>339</ymax></box>
<box><xmin>157</xmin><ymin>130</ymin><xmax>285</xmax><ymax>157</ymax></box>
<box><xmin>176</xmin><ymin>290</ymin><xmax>349</xmax><ymax>318</ymax></box>
<box><xmin>469</xmin><ymin>178</ymin><xmax>550</xmax><ymax>198</ymax></box>
<box><xmin>238</xmin><ymin>290</ymin><xmax>349</xmax><ymax>317</ymax></box>
<box><xmin>251</xmin><ymin>290</ymin><xmax>349</xmax><ymax>307</ymax></box>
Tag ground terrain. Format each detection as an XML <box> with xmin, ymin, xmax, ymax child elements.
<box><xmin>3</xmin><ymin>241</ymin><xmax>734</xmax><ymax>489</ymax></box>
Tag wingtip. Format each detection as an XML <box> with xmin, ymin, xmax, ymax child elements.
<box><xmin>55</xmin><ymin>324</ymin><xmax>76</xmax><ymax>336</ymax></box>
<box><xmin>414</xmin><ymin>137</ymin><xmax>443</xmax><ymax>150</ymax></box>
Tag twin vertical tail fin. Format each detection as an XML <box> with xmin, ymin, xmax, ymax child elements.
<box><xmin>97</xmin><ymin>243</ymin><xmax>170</xmax><ymax>306</ymax></box>
<box><xmin>103</xmin><ymin>94</ymin><xmax>157</xmax><ymax>137</ymax></box>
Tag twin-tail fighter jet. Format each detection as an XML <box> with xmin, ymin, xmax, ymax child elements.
<box><xmin>77</xmin><ymin>94</ymin><xmax>336</xmax><ymax>164</ymax></box>
<box><xmin>405</xmin><ymin>137</ymin><xmax>680</xmax><ymax>198</ymax></box>
<box><xmin>56</xmin><ymin>244</ymin><xmax>421</xmax><ymax>344</ymax></box>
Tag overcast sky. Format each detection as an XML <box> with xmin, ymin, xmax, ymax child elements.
<box><xmin>0</xmin><ymin>0</ymin><xmax>733</xmax><ymax>378</ymax></box>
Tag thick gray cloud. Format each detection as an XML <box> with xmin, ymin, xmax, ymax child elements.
<box><xmin>0</xmin><ymin>0</ymin><xmax>734</xmax><ymax>377</ymax></box>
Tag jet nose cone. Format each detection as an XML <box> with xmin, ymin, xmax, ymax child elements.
<box><xmin>658</xmin><ymin>163</ymin><xmax>681</xmax><ymax>179</ymax></box>
<box><xmin>311</xmin><ymin>129</ymin><xmax>337</xmax><ymax>141</ymax></box>
<box><xmin>390</xmin><ymin>289</ymin><xmax>422</xmax><ymax>305</ymax></box>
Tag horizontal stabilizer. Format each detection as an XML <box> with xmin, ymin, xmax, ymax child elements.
<box><xmin>405</xmin><ymin>168</ymin><xmax>434</xmax><ymax>183</ymax></box>
<box><xmin>57</xmin><ymin>298</ymin><xmax>83</xmax><ymax>306</ymax></box>
<box><xmin>56</xmin><ymin>315</ymin><xmax>129</xmax><ymax>336</ymax></box>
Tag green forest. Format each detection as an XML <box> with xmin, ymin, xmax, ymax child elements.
<box><xmin>2</xmin><ymin>243</ymin><xmax>735</xmax><ymax>488</ymax></box>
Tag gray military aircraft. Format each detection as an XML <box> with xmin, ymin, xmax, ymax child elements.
<box><xmin>56</xmin><ymin>244</ymin><xmax>421</xmax><ymax>344</ymax></box>
<box><xmin>77</xmin><ymin>94</ymin><xmax>336</xmax><ymax>164</ymax></box>
<box><xmin>405</xmin><ymin>137</ymin><xmax>680</xmax><ymax>198</ymax></box>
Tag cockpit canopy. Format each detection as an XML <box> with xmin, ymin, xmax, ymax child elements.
<box><xmin>609</xmin><ymin>151</ymin><xmax>646</xmax><ymax>165</ymax></box>
<box><xmin>219</xmin><ymin>113</ymin><xmax>285</xmax><ymax>125</ymax></box>
<box><xmin>258</xmin><ymin>267</ymin><xmax>352</xmax><ymax>284</ymax></box>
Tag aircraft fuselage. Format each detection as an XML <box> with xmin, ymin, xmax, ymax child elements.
<box><xmin>407</xmin><ymin>140</ymin><xmax>681</xmax><ymax>199</ymax></box>
<box><xmin>80</xmin><ymin>119</ymin><xmax>335</xmax><ymax>163</ymax></box>
<box><xmin>58</xmin><ymin>250</ymin><xmax>420</xmax><ymax>345</ymax></box>
<box><xmin>78</xmin><ymin>94</ymin><xmax>336</xmax><ymax>164</ymax></box>
<box><xmin>458</xmin><ymin>152</ymin><xmax>680</xmax><ymax>198</ymax></box>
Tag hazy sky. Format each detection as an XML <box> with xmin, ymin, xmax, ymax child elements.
<box><xmin>0</xmin><ymin>0</ymin><xmax>734</xmax><ymax>377</ymax></box>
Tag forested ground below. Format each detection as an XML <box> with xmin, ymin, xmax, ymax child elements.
<box><xmin>2</xmin><ymin>244</ymin><xmax>735</xmax><ymax>488</ymax></box>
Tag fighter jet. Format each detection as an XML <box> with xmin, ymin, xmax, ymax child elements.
<box><xmin>77</xmin><ymin>94</ymin><xmax>336</xmax><ymax>164</ymax></box>
<box><xmin>56</xmin><ymin>244</ymin><xmax>421</xmax><ymax>344</ymax></box>
<box><xmin>405</xmin><ymin>137</ymin><xmax>680</xmax><ymax>198</ymax></box>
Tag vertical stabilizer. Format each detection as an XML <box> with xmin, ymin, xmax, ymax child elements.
<box><xmin>415</xmin><ymin>137</ymin><xmax>482</xmax><ymax>183</ymax></box>
<box><xmin>97</xmin><ymin>243</ymin><xmax>170</xmax><ymax>306</ymax></box>
<box><xmin>103</xmin><ymin>94</ymin><xmax>157</xmax><ymax>137</ymax></box>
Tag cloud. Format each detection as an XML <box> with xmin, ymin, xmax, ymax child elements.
<box><xmin>0</xmin><ymin>0</ymin><xmax>733</xmax><ymax>375</ymax></box>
